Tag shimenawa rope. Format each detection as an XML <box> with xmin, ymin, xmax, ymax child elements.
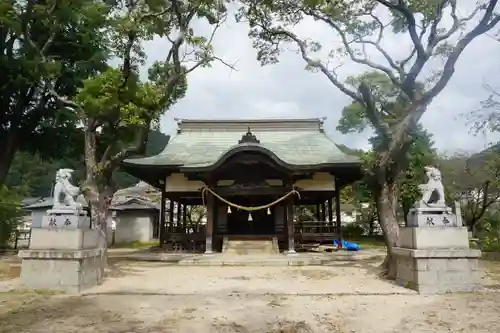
<box><xmin>201</xmin><ymin>187</ymin><xmax>300</xmax><ymax>212</ymax></box>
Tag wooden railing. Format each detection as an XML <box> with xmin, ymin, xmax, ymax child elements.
<box><xmin>294</xmin><ymin>221</ymin><xmax>339</xmax><ymax>242</ymax></box>
<box><xmin>162</xmin><ymin>222</ymin><xmax>206</xmax><ymax>252</ymax></box>
<box><xmin>160</xmin><ymin>220</ymin><xmax>340</xmax><ymax>250</ymax></box>
<box><xmin>13</xmin><ymin>228</ymin><xmax>31</xmax><ymax>249</ymax></box>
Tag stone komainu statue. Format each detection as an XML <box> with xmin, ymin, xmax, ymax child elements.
<box><xmin>418</xmin><ymin>166</ymin><xmax>446</xmax><ymax>206</ymax></box>
<box><xmin>52</xmin><ymin>168</ymin><xmax>82</xmax><ymax>209</ymax></box>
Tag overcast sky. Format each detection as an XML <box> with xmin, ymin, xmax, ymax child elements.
<box><xmin>141</xmin><ymin>3</ymin><xmax>500</xmax><ymax>155</ymax></box>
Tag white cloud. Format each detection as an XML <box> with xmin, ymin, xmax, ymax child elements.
<box><xmin>141</xmin><ymin>3</ymin><xmax>500</xmax><ymax>154</ymax></box>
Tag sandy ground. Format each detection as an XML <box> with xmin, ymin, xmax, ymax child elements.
<box><xmin>0</xmin><ymin>255</ymin><xmax>499</xmax><ymax>333</ymax></box>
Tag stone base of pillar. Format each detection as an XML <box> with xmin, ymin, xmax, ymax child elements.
<box><xmin>18</xmin><ymin>227</ymin><xmax>103</xmax><ymax>293</ymax></box>
<box><xmin>204</xmin><ymin>237</ymin><xmax>213</xmax><ymax>255</ymax></box>
<box><xmin>285</xmin><ymin>249</ymin><xmax>297</xmax><ymax>256</ymax></box>
<box><xmin>394</xmin><ymin>226</ymin><xmax>482</xmax><ymax>294</ymax></box>
<box><xmin>393</xmin><ymin>247</ymin><xmax>482</xmax><ymax>294</ymax></box>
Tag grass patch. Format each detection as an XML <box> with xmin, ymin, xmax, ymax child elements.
<box><xmin>0</xmin><ymin>261</ymin><xmax>20</xmax><ymax>280</ymax></box>
<box><xmin>110</xmin><ymin>240</ymin><xmax>159</xmax><ymax>249</ymax></box>
<box><xmin>481</xmin><ymin>260</ymin><xmax>500</xmax><ymax>283</ymax></box>
<box><xmin>2</xmin><ymin>288</ymin><xmax>65</xmax><ymax>295</ymax></box>
<box><xmin>350</xmin><ymin>237</ymin><xmax>386</xmax><ymax>248</ymax></box>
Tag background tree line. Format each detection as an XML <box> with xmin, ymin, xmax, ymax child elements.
<box><xmin>5</xmin><ymin>130</ymin><xmax>170</xmax><ymax>198</ymax></box>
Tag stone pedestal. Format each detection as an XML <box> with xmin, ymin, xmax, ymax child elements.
<box><xmin>18</xmin><ymin>211</ymin><xmax>103</xmax><ymax>293</ymax></box>
<box><xmin>394</xmin><ymin>204</ymin><xmax>482</xmax><ymax>294</ymax></box>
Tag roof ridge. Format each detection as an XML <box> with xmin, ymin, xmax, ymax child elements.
<box><xmin>175</xmin><ymin>118</ymin><xmax>326</xmax><ymax>133</ymax></box>
<box><xmin>175</xmin><ymin>117</ymin><xmax>324</xmax><ymax>123</ymax></box>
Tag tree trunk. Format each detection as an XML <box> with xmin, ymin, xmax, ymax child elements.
<box><xmin>0</xmin><ymin>131</ymin><xmax>20</xmax><ymax>184</ymax></box>
<box><xmin>375</xmin><ymin>181</ymin><xmax>400</xmax><ymax>279</ymax></box>
<box><xmin>368</xmin><ymin>212</ymin><xmax>375</xmax><ymax>237</ymax></box>
<box><xmin>82</xmin><ymin>125</ymin><xmax>111</xmax><ymax>276</ymax></box>
<box><xmin>86</xmin><ymin>183</ymin><xmax>113</xmax><ymax>277</ymax></box>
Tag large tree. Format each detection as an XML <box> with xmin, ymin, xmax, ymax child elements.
<box><xmin>31</xmin><ymin>0</ymin><xmax>231</xmax><ymax>271</ymax></box>
<box><xmin>239</xmin><ymin>0</ymin><xmax>500</xmax><ymax>277</ymax></box>
<box><xmin>0</xmin><ymin>0</ymin><xmax>109</xmax><ymax>183</ymax></box>
<box><xmin>338</xmin><ymin>71</ymin><xmax>437</xmax><ymax>224</ymax></box>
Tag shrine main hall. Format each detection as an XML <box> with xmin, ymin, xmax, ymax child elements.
<box><xmin>121</xmin><ymin>118</ymin><xmax>362</xmax><ymax>254</ymax></box>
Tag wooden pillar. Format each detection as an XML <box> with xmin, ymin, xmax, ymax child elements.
<box><xmin>320</xmin><ymin>202</ymin><xmax>326</xmax><ymax>220</ymax></box>
<box><xmin>320</xmin><ymin>202</ymin><xmax>326</xmax><ymax>234</ymax></box>
<box><xmin>205</xmin><ymin>193</ymin><xmax>214</xmax><ymax>254</ymax></box>
<box><xmin>176</xmin><ymin>202</ymin><xmax>182</xmax><ymax>232</ymax></box>
<box><xmin>315</xmin><ymin>204</ymin><xmax>320</xmax><ymax>220</ymax></box>
<box><xmin>159</xmin><ymin>189</ymin><xmax>167</xmax><ymax>246</ymax></box>
<box><xmin>183</xmin><ymin>204</ymin><xmax>188</xmax><ymax>233</ymax></box>
<box><xmin>286</xmin><ymin>197</ymin><xmax>296</xmax><ymax>255</ymax></box>
<box><xmin>183</xmin><ymin>204</ymin><xmax>188</xmax><ymax>222</ymax></box>
<box><xmin>327</xmin><ymin>198</ymin><xmax>333</xmax><ymax>231</ymax></box>
<box><xmin>168</xmin><ymin>199</ymin><xmax>174</xmax><ymax>233</ymax></box>
<box><xmin>335</xmin><ymin>179</ymin><xmax>342</xmax><ymax>248</ymax></box>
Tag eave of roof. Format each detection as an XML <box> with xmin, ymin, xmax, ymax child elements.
<box><xmin>122</xmin><ymin>118</ymin><xmax>362</xmax><ymax>172</ymax></box>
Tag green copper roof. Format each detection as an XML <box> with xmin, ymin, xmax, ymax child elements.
<box><xmin>123</xmin><ymin>119</ymin><xmax>360</xmax><ymax>170</ymax></box>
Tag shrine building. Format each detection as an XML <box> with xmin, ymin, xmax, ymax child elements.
<box><xmin>121</xmin><ymin>118</ymin><xmax>363</xmax><ymax>254</ymax></box>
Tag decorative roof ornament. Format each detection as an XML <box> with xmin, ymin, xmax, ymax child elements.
<box><xmin>319</xmin><ymin>117</ymin><xmax>326</xmax><ymax>133</ymax></box>
<box><xmin>238</xmin><ymin>127</ymin><xmax>260</xmax><ymax>144</ymax></box>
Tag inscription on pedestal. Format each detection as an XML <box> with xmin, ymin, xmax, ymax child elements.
<box><xmin>407</xmin><ymin>205</ymin><xmax>460</xmax><ymax>228</ymax></box>
<box><xmin>42</xmin><ymin>213</ymin><xmax>90</xmax><ymax>229</ymax></box>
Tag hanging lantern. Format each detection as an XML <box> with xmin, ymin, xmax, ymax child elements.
<box><xmin>248</xmin><ymin>213</ymin><xmax>253</xmax><ymax>221</ymax></box>
<box><xmin>267</xmin><ymin>207</ymin><xmax>271</xmax><ymax>215</ymax></box>
<box><xmin>227</xmin><ymin>205</ymin><xmax>232</xmax><ymax>214</ymax></box>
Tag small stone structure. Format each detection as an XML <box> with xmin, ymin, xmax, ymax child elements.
<box><xmin>18</xmin><ymin>169</ymin><xmax>103</xmax><ymax>292</ymax></box>
<box><xmin>394</xmin><ymin>166</ymin><xmax>482</xmax><ymax>294</ymax></box>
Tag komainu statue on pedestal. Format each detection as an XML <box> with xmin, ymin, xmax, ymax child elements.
<box><xmin>418</xmin><ymin>166</ymin><xmax>446</xmax><ymax>206</ymax></box>
<box><xmin>52</xmin><ymin>168</ymin><xmax>82</xmax><ymax>210</ymax></box>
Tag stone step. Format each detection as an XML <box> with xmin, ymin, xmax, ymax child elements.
<box><xmin>222</xmin><ymin>237</ymin><xmax>279</xmax><ymax>255</ymax></box>
<box><xmin>226</xmin><ymin>244</ymin><xmax>274</xmax><ymax>248</ymax></box>
<box><xmin>226</xmin><ymin>241</ymin><xmax>272</xmax><ymax>245</ymax></box>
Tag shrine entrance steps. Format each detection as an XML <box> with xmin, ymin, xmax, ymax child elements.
<box><xmin>107</xmin><ymin>248</ymin><xmax>387</xmax><ymax>266</ymax></box>
<box><xmin>222</xmin><ymin>236</ymin><xmax>279</xmax><ymax>255</ymax></box>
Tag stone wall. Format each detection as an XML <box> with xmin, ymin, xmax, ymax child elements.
<box><xmin>114</xmin><ymin>210</ymin><xmax>155</xmax><ymax>243</ymax></box>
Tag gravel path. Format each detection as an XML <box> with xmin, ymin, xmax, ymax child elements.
<box><xmin>84</xmin><ymin>260</ymin><xmax>414</xmax><ymax>296</ymax></box>
<box><xmin>1</xmin><ymin>291</ymin><xmax>499</xmax><ymax>332</ymax></box>
<box><xmin>0</xmin><ymin>257</ymin><xmax>499</xmax><ymax>332</ymax></box>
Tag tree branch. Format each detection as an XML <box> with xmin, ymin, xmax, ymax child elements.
<box><xmin>363</xmin><ymin>13</ymin><xmax>405</xmax><ymax>81</ymax></box>
<box><xmin>265</xmin><ymin>28</ymin><xmax>361</xmax><ymax>102</ymax></box>
<box><xmin>118</xmin><ymin>0</ymin><xmax>142</xmax><ymax>95</ymax></box>
<box><xmin>400</xmin><ymin>24</ymin><xmax>427</xmax><ymax>69</ymax></box>
<box><xmin>102</xmin><ymin>121</ymin><xmax>151</xmax><ymax>172</ymax></box>
<box><xmin>422</xmin><ymin>0</ymin><xmax>500</xmax><ymax>104</ymax></box>
<box><xmin>303</xmin><ymin>9</ymin><xmax>403</xmax><ymax>89</ymax></box>
<box><xmin>164</xmin><ymin>10</ymin><xmax>235</xmax><ymax>92</ymax></box>
<box><xmin>358</xmin><ymin>82</ymin><xmax>391</xmax><ymax>141</ymax></box>
<box><xmin>426</xmin><ymin>0</ymin><xmax>450</xmax><ymax>51</ymax></box>
<box><xmin>374</xmin><ymin>0</ymin><xmax>500</xmax><ymax>170</ymax></box>
<box><xmin>376</xmin><ymin>0</ymin><xmax>427</xmax><ymax>60</ymax></box>
<box><xmin>22</xmin><ymin>0</ymin><xmax>81</xmax><ymax>111</ymax></box>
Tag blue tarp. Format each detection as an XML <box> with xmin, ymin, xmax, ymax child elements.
<box><xmin>333</xmin><ymin>239</ymin><xmax>361</xmax><ymax>251</ymax></box>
